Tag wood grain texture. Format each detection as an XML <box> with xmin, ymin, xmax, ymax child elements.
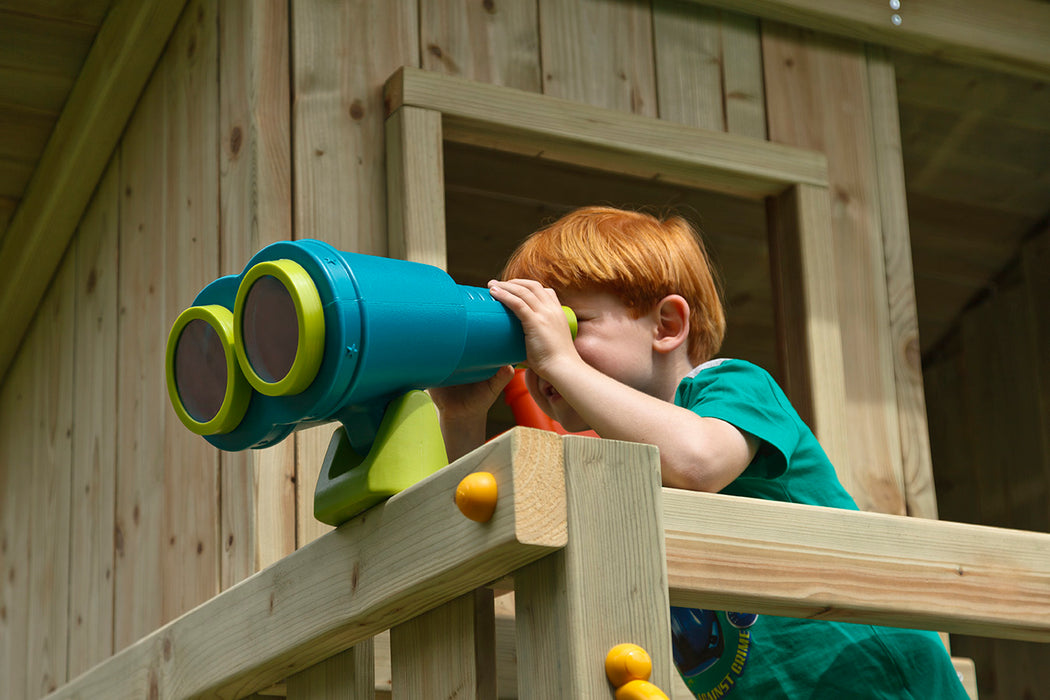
<box><xmin>538</xmin><ymin>0</ymin><xmax>657</xmax><ymax>116</ymax></box>
<box><xmin>218</xmin><ymin>0</ymin><xmax>296</xmax><ymax>589</ymax></box>
<box><xmin>390</xmin><ymin>589</ymin><xmax>496</xmax><ymax>699</ymax></box>
<box><xmin>766</xmin><ymin>184</ymin><xmax>851</xmax><ymax>486</ymax></box>
<box><xmin>681</xmin><ymin>0</ymin><xmax>1050</xmax><ymax>81</ymax></box>
<box><xmin>45</xmin><ymin>428</ymin><xmax>566</xmax><ymax>700</ymax></box>
<box><xmin>26</xmin><ymin>250</ymin><xmax>75</xmax><ymax>697</ymax></box>
<box><xmin>652</xmin><ymin>0</ymin><xmax>725</xmax><ymax>132</ymax></box>
<box><xmin>664</xmin><ymin>488</ymin><xmax>1050</xmax><ymax>641</ymax></box>
<box><xmin>114</xmin><ymin>0</ymin><xmax>221</xmax><ymax>651</ymax></box>
<box><xmin>0</xmin><ymin>0</ymin><xmax>187</xmax><ymax>387</ymax></box>
<box><xmin>386</xmin><ymin>67</ymin><xmax>828</xmax><ymax>199</ymax></box>
<box><xmin>763</xmin><ymin>26</ymin><xmax>905</xmax><ymax>514</ymax></box>
<box><xmin>385</xmin><ymin>106</ymin><xmax>447</xmax><ymax>268</ymax></box>
<box><xmin>67</xmin><ymin>156</ymin><xmax>119</xmax><ymax>678</ymax></box>
<box><xmin>0</xmin><ymin>340</ymin><xmax>33</xmax><ymax>700</ymax></box>
<box><xmin>286</xmin><ymin>642</ymin><xmax>375</xmax><ymax>700</ymax></box>
<box><xmin>866</xmin><ymin>46</ymin><xmax>939</xmax><ymax>520</ymax></box>
<box><xmin>720</xmin><ymin>11</ymin><xmax>766</xmax><ymax>139</ymax></box>
<box><xmin>290</xmin><ymin>0</ymin><xmax>419</xmax><ymax>547</ymax></box>
<box><xmin>421</xmin><ymin>0</ymin><xmax>541</xmax><ymax>91</ymax></box>
<box><xmin>514</xmin><ymin>437</ymin><xmax>673</xmax><ymax>698</ymax></box>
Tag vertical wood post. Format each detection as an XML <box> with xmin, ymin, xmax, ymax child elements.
<box><xmin>767</xmin><ymin>184</ymin><xmax>851</xmax><ymax>487</ymax></box>
<box><xmin>390</xmin><ymin>589</ymin><xmax>497</xmax><ymax>699</ymax></box>
<box><xmin>385</xmin><ymin>106</ymin><xmax>447</xmax><ymax>268</ymax></box>
<box><xmin>514</xmin><ymin>437</ymin><xmax>673</xmax><ymax>697</ymax></box>
<box><xmin>286</xmin><ymin>642</ymin><xmax>375</xmax><ymax>700</ymax></box>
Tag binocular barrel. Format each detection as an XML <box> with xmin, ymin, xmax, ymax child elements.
<box><xmin>165</xmin><ymin>240</ymin><xmax>573</xmax><ymax>452</ymax></box>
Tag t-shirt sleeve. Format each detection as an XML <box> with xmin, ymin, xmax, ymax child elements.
<box><xmin>677</xmin><ymin>361</ymin><xmax>801</xmax><ymax>480</ymax></box>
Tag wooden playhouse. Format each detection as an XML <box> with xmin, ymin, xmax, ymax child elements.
<box><xmin>0</xmin><ymin>1</ymin><xmax>1048</xmax><ymax>698</ymax></box>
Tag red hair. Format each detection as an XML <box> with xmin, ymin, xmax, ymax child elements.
<box><xmin>502</xmin><ymin>206</ymin><xmax>725</xmax><ymax>365</ymax></box>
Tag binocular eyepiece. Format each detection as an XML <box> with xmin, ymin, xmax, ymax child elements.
<box><xmin>166</xmin><ymin>240</ymin><xmax>575</xmax><ymax>454</ymax></box>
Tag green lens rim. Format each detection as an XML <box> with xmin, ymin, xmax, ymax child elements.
<box><xmin>233</xmin><ymin>259</ymin><xmax>325</xmax><ymax>397</ymax></box>
<box><xmin>166</xmin><ymin>305</ymin><xmax>251</xmax><ymax>435</ymax></box>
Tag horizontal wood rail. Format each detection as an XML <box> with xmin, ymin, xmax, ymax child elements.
<box><xmin>686</xmin><ymin>0</ymin><xmax>1050</xmax><ymax>82</ymax></box>
<box><xmin>664</xmin><ymin>488</ymin><xmax>1050</xmax><ymax>642</ymax></box>
<box><xmin>48</xmin><ymin>430</ymin><xmax>1050</xmax><ymax>699</ymax></box>
<box><xmin>384</xmin><ymin>66</ymin><xmax>829</xmax><ymax>199</ymax></box>
<box><xmin>46</xmin><ymin>429</ymin><xmax>571</xmax><ymax>699</ymax></box>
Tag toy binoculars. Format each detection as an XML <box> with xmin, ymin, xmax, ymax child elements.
<box><xmin>165</xmin><ymin>239</ymin><xmax>575</xmax><ymax>524</ymax></box>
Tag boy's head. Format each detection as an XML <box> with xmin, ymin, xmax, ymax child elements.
<box><xmin>501</xmin><ymin>206</ymin><xmax>725</xmax><ymax>365</ymax></box>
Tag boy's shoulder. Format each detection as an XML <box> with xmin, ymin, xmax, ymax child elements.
<box><xmin>683</xmin><ymin>358</ymin><xmax>774</xmax><ymax>384</ymax></box>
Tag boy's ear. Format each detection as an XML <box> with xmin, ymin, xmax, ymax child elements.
<box><xmin>652</xmin><ymin>294</ymin><xmax>690</xmax><ymax>355</ymax></box>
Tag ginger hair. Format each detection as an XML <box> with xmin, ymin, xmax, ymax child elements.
<box><xmin>501</xmin><ymin>206</ymin><xmax>725</xmax><ymax>365</ymax></box>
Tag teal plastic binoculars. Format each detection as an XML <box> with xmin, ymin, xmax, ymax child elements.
<box><xmin>165</xmin><ymin>240</ymin><xmax>575</xmax><ymax>524</ymax></box>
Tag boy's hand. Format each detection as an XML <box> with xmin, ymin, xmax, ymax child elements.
<box><xmin>428</xmin><ymin>365</ymin><xmax>514</xmax><ymax>423</ymax></box>
<box><xmin>429</xmin><ymin>365</ymin><xmax>514</xmax><ymax>462</ymax></box>
<box><xmin>487</xmin><ymin>279</ymin><xmax>580</xmax><ymax>379</ymax></box>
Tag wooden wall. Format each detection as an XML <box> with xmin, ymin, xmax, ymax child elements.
<box><xmin>0</xmin><ymin>0</ymin><xmax>1025</xmax><ymax>697</ymax></box>
<box><xmin>925</xmin><ymin>224</ymin><xmax>1050</xmax><ymax>700</ymax></box>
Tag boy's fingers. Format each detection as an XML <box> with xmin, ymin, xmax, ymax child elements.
<box><xmin>490</xmin><ymin>279</ymin><xmax>562</xmax><ymax>313</ymax></box>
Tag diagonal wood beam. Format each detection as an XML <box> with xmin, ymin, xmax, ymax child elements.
<box><xmin>690</xmin><ymin>0</ymin><xmax>1050</xmax><ymax>81</ymax></box>
<box><xmin>0</xmin><ymin>0</ymin><xmax>187</xmax><ymax>387</ymax></box>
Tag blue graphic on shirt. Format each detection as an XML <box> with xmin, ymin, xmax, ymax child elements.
<box><xmin>671</xmin><ymin>607</ymin><xmax>757</xmax><ymax>699</ymax></box>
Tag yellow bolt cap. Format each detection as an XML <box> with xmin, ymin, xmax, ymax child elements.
<box><xmin>615</xmin><ymin>679</ymin><xmax>670</xmax><ymax>700</ymax></box>
<box><xmin>605</xmin><ymin>643</ymin><xmax>653</xmax><ymax>687</ymax></box>
<box><xmin>455</xmin><ymin>471</ymin><xmax>498</xmax><ymax>522</ymax></box>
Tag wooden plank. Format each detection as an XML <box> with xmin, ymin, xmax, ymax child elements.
<box><xmin>114</xmin><ymin>50</ymin><xmax>168</xmax><ymax>651</ymax></box>
<box><xmin>218</xmin><ymin>0</ymin><xmax>296</xmax><ymax>588</ymax></box>
<box><xmin>514</xmin><ymin>437</ymin><xmax>674</xmax><ymax>698</ymax></box>
<box><xmin>652</xmin><ymin>1</ymin><xmax>725</xmax><ymax>132</ymax></box>
<box><xmin>1021</xmin><ymin>227</ymin><xmax>1050</xmax><ymax>507</ymax></box>
<box><xmin>720</xmin><ymin>11</ymin><xmax>767</xmax><ymax>139</ymax></box>
<box><xmin>385</xmin><ymin>106</ymin><xmax>447</xmax><ymax>268</ymax></box>
<box><xmin>160</xmin><ymin>0</ymin><xmax>222</xmax><ymax>628</ymax></box>
<box><xmin>420</xmin><ymin>0</ymin><xmax>541</xmax><ymax>91</ymax></box>
<box><xmin>866</xmin><ymin>46</ymin><xmax>939</xmax><ymax>519</ymax></box>
<box><xmin>0</xmin><ymin>11</ymin><xmax>96</xmax><ymax>80</ymax></box>
<box><xmin>538</xmin><ymin>0</ymin><xmax>657</xmax><ymax>116</ymax></box>
<box><xmin>114</xmin><ymin>0</ymin><xmax>222</xmax><ymax>650</ymax></box>
<box><xmin>766</xmin><ymin>184</ymin><xmax>851</xmax><ymax>488</ymax></box>
<box><xmin>684</xmin><ymin>0</ymin><xmax>1050</xmax><ymax>81</ymax></box>
<box><xmin>0</xmin><ymin>0</ymin><xmax>111</xmax><ymax>24</ymax></box>
<box><xmin>287</xmin><ymin>643</ymin><xmax>375</xmax><ymax>700</ymax></box>
<box><xmin>953</xmin><ymin>658</ymin><xmax>978</xmax><ymax>700</ymax></box>
<box><xmin>922</xmin><ymin>351</ymin><xmax>978</xmax><ymax>525</ymax></box>
<box><xmin>290</xmin><ymin>0</ymin><xmax>419</xmax><ymax>547</ymax></box>
<box><xmin>385</xmin><ymin>67</ymin><xmax>829</xmax><ymax>199</ymax></box>
<box><xmin>0</xmin><ymin>0</ymin><xmax>187</xmax><ymax>388</ymax></box>
<box><xmin>663</xmin><ymin>488</ymin><xmax>1050</xmax><ymax>641</ymax></box>
<box><xmin>26</xmin><ymin>251</ymin><xmax>75</xmax><ymax>697</ymax></box>
<box><xmin>973</xmin><ymin>284</ymin><xmax>1047</xmax><ymax>532</ymax></box>
<box><xmin>45</xmin><ymin>428</ymin><xmax>566</xmax><ymax>700</ymax></box>
<box><xmin>0</xmin><ymin>302</ymin><xmax>36</xmax><ymax>699</ymax></box>
<box><xmin>67</xmin><ymin>156</ymin><xmax>119</xmax><ymax>678</ymax></box>
<box><xmin>390</xmin><ymin>589</ymin><xmax>496</xmax><ymax>699</ymax></box>
<box><xmin>763</xmin><ymin>26</ymin><xmax>905</xmax><ymax>514</ymax></box>
<box><xmin>650</xmin><ymin>3</ymin><xmax>766</xmax><ymax>139</ymax></box>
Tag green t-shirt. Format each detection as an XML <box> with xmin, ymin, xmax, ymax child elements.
<box><xmin>671</xmin><ymin>359</ymin><xmax>968</xmax><ymax>698</ymax></box>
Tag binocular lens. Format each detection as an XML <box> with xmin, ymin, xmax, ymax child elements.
<box><xmin>166</xmin><ymin>305</ymin><xmax>251</xmax><ymax>435</ymax></box>
<box><xmin>173</xmin><ymin>319</ymin><xmax>228</xmax><ymax>423</ymax></box>
<box><xmin>242</xmin><ymin>274</ymin><xmax>299</xmax><ymax>384</ymax></box>
<box><xmin>234</xmin><ymin>259</ymin><xmax>325</xmax><ymax>397</ymax></box>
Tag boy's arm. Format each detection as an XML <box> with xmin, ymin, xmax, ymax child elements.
<box><xmin>429</xmin><ymin>365</ymin><xmax>514</xmax><ymax>462</ymax></box>
<box><xmin>527</xmin><ymin>357</ymin><xmax>757</xmax><ymax>491</ymax></box>
<box><xmin>488</xmin><ymin>279</ymin><xmax>757</xmax><ymax>492</ymax></box>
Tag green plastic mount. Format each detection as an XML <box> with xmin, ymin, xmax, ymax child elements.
<box><xmin>313</xmin><ymin>390</ymin><xmax>449</xmax><ymax>526</ymax></box>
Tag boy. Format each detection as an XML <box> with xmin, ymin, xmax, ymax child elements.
<box><xmin>433</xmin><ymin>206</ymin><xmax>967</xmax><ymax>697</ymax></box>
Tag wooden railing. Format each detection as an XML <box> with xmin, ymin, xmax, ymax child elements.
<box><xmin>47</xmin><ymin>428</ymin><xmax>1050</xmax><ymax>699</ymax></box>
